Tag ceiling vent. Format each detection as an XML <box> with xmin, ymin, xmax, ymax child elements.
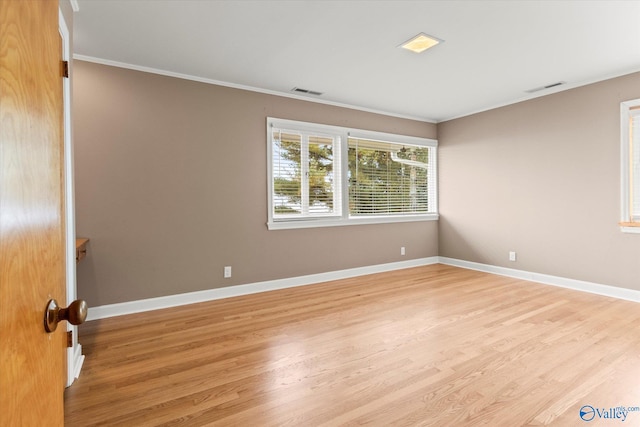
<box><xmin>525</xmin><ymin>81</ymin><xmax>566</xmax><ymax>94</ymax></box>
<box><xmin>291</xmin><ymin>87</ymin><xmax>323</xmax><ymax>96</ymax></box>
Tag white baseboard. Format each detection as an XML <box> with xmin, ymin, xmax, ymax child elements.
<box><xmin>438</xmin><ymin>257</ymin><xmax>640</xmax><ymax>303</ymax></box>
<box><xmin>87</xmin><ymin>256</ymin><xmax>639</xmax><ymax>321</ymax></box>
<box><xmin>87</xmin><ymin>257</ymin><xmax>440</xmax><ymax>320</ymax></box>
<box><xmin>73</xmin><ymin>348</ymin><xmax>85</xmax><ymax>379</ymax></box>
<box><xmin>66</xmin><ymin>343</ymin><xmax>84</xmax><ymax>387</ymax></box>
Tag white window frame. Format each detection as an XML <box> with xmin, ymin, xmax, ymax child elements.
<box><xmin>267</xmin><ymin>117</ymin><xmax>438</xmax><ymax>230</ymax></box>
<box><xmin>620</xmin><ymin>99</ymin><xmax>640</xmax><ymax>234</ymax></box>
<box><xmin>269</xmin><ymin>120</ymin><xmax>342</xmax><ymax>222</ymax></box>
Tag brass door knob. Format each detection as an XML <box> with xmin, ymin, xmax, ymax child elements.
<box><xmin>44</xmin><ymin>299</ymin><xmax>88</xmax><ymax>333</ymax></box>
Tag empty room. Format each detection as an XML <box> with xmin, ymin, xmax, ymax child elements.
<box><xmin>2</xmin><ymin>1</ymin><xmax>640</xmax><ymax>426</ymax></box>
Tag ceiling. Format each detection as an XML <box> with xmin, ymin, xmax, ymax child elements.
<box><xmin>73</xmin><ymin>0</ymin><xmax>640</xmax><ymax>123</ymax></box>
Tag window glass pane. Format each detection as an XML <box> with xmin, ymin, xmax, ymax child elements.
<box><xmin>348</xmin><ymin>137</ymin><xmax>432</xmax><ymax>216</ymax></box>
<box><xmin>272</xmin><ymin>131</ymin><xmax>302</xmax><ymax>216</ymax></box>
<box><xmin>308</xmin><ymin>135</ymin><xmax>335</xmax><ymax>215</ymax></box>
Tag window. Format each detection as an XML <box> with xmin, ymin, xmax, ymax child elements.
<box><xmin>348</xmin><ymin>136</ymin><xmax>435</xmax><ymax>217</ymax></box>
<box><xmin>621</xmin><ymin>99</ymin><xmax>640</xmax><ymax>233</ymax></box>
<box><xmin>271</xmin><ymin>125</ymin><xmax>342</xmax><ymax>220</ymax></box>
<box><xmin>267</xmin><ymin>118</ymin><xmax>438</xmax><ymax>229</ymax></box>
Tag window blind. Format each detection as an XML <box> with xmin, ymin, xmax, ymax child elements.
<box><xmin>271</xmin><ymin>127</ymin><xmax>341</xmax><ymax>219</ymax></box>
<box><xmin>348</xmin><ymin>137</ymin><xmax>435</xmax><ymax>216</ymax></box>
<box><xmin>272</xmin><ymin>130</ymin><xmax>302</xmax><ymax>216</ymax></box>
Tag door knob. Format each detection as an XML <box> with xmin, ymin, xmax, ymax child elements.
<box><xmin>44</xmin><ymin>299</ymin><xmax>88</xmax><ymax>333</ymax></box>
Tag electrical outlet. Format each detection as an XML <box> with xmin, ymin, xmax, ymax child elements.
<box><xmin>401</xmin><ymin>247</ymin><xmax>406</xmax><ymax>256</ymax></box>
<box><xmin>224</xmin><ymin>266</ymin><xmax>232</xmax><ymax>278</ymax></box>
<box><xmin>509</xmin><ymin>251</ymin><xmax>517</xmax><ymax>262</ymax></box>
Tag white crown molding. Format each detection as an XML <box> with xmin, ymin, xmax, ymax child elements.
<box><xmin>87</xmin><ymin>257</ymin><xmax>440</xmax><ymax>320</ymax></box>
<box><xmin>72</xmin><ymin>55</ymin><xmax>436</xmax><ymax>124</ymax></box>
<box><xmin>438</xmin><ymin>257</ymin><xmax>640</xmax><ymax>303</ymax></box>
<box><xmin>441</xmin><ymin>66</ymin><xmax>640</xmax><ymax>123</ymax></box>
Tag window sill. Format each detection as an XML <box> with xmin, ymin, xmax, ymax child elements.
<box><xmin>620</xmin><ymin>224</ymin><xmax>640</xmax><ymax>234</ymax></box>
<box><xmin>267</xmin><ymin>214</ymin><xmax>439</xmax><ymax>230</ymax></box>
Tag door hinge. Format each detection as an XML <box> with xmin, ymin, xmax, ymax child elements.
<box><xmin>61</xmin><ymin>60</ymin><xmax>69</xmax><ymax>78</ymax></box>
<box><xmin>67</xmin><ymin>330</ymin><xmax>73</xmax><ymax>347</ymax></box>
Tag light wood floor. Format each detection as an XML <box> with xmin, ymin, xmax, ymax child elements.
<box><xmin>64</xmin><ymin>264</ymin><xmax>640</xmax><ymax>426</ymax></box>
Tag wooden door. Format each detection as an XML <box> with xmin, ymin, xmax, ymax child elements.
<box><xmin>0</xmin><ymin>0</ymin><xmax>67</xmax><ymax>425</ymax></box>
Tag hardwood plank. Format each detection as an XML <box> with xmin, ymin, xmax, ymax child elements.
<box><xmin>64</xmin><ymin>265</ymin><xmax>640</xmax><ymax>426</ymax></box>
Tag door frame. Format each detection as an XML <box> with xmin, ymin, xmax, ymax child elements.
<box><xmin>59</xmin><ymin>6</ymin><xmax>83</xmax><ymax>387</ymax></box>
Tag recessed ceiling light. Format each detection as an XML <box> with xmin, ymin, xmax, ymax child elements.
<box><xmin>399</xmin><ymin>32</ymin><xmax>443</xmax><ymax>53</ymax></box>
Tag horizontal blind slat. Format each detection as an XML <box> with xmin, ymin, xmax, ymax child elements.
<box><xmin>348</xmin><ymin>137</ymin><xmax>432</xmax><ymax>216</ymax></box>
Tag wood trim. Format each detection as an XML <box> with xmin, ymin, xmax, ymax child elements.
<box><xmin>75</xmin><ymin>238</ymin><xmax>89</xmax><ymax>263</ymax></box>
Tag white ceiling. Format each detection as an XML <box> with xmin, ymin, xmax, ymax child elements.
<box><xmin>73</xmin><ymin>0</ymin><xmax>640</xmax><ymax>123</ymax></box>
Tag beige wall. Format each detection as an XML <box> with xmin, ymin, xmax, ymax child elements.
<box><xmin>73</xmin><ymin>60</ymin><xmax>438</xmax><ymax>306</ymax></box>
<box><xmin>438</xmin><ymin>72</ymin><xmax>640</xmax><ymax>291</ymax></box>
<box><xmin>60</xmin><ymin>1</ymin><xmax>73</xmax><ymax>33</ymax></box>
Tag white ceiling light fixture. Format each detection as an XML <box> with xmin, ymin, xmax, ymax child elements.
<box><xmin>399</xmin><ymin>32</ymin><xmax>443</xmax><ymax>53</ymax></box>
